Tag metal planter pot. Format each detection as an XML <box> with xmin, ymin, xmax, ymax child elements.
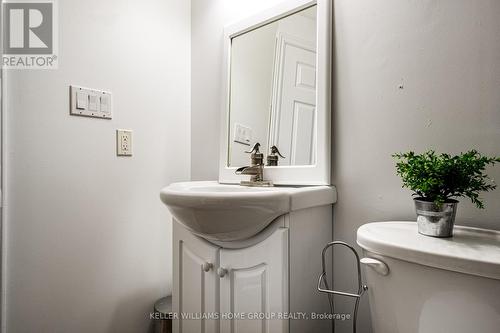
<box><xmin>414</xmin><ymin>198</ymin><xmax>458</xmax><ymax>238</ymax></box>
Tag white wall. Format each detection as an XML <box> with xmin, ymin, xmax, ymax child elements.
<box><xmin>191</xmin><ymin>0</ymin><xmax>288</xmax><ymax>180</ymax></box>
<box><xmin>191</xmin><ymin>0</ymin><xmax>500</xmax><ymax>332</ymax></box>
<box><xmin>5</xmin><ymin>0</ymin><xmax>190</xmax><ymax>332</ymax></box>
<box><xmin>333</xmin><ymin>0</ymin><xmax>500</xmax><ymax>332</ymax></box>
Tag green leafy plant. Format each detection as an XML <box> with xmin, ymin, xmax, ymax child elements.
<box><xmin>393</xmin><ymin>150</ymin><xmax>500</xmax><ymax>208</ymax></box>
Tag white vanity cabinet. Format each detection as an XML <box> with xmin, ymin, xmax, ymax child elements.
<box><xmin>219</xmin><ymin>227</ymin><xmax>289</xmax><ymax>333</ymax></box>
<box><xmin>172</xmin><ymin>204</ymin><xmax>333</xmax><ymax>333</ymax></box>
<box><xmin>173</xmin><ymin>222</ymin><xmax>220</xmax><ymax>333</ymax></box>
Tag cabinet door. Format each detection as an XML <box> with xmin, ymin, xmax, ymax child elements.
<box><xmin>173</xmin><ymin>221</ymin><xmax>219</xmax><ymax>333</ymax></box>
<box><xmin>219</xmin><ymin>228</ymin><xmax>289</xmax><ymax>333</ymax></box>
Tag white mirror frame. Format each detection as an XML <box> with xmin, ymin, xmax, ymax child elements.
<box><xmin>219</xmin><ymin>0</ymin><xmax>331</xmax><ymax>186</ymax></box>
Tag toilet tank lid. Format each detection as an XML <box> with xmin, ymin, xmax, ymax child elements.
<box><xmin>357</xmin><ymin>222</ymin><xmax>500</xmax><ymax>280</ymax></box>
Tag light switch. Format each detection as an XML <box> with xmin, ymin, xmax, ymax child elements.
<box><xmin>116</xmin><ymin>129</ymin><xmax>133</xmax><ymax>157</ymax></box>
<box><xmin>88</xmin><ymin>94</ymin><xmax>99</xmax><ymax>111</ymax></box>
<box><xmin>100</xmin><ymin>94</ymin><xmax>110</xmax><ymax>113</ymax></box>
<box><xmin>76</xmin><ymin>91</ymin><xmax>88</xmax><ymax>110</ymax></box>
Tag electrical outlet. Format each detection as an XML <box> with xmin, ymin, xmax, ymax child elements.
<box><xmin>117</xmin><ymin>129</ymin><xmax>133</xmax><ymax>156</ymax></box>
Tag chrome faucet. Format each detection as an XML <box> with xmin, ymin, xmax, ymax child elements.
<box><xmin>235</xmin><ymin>143</ymin><xmax>273</xmax><ymax>187</ymax></box>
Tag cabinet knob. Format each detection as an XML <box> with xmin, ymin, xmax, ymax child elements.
<box><xmin>202</xmin><ymin>262</ymin><xmax>213</xmax><ymax>272</ymax></box>
<box><xmin>217</xmin><ymin>267</ymin><xmax>228</xmax><ymax>278</ymax></box>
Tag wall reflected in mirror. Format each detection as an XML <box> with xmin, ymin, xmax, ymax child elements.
<box><xmin>228</xmin><ymin>5</ymin><xmax>317</xmax><ymax>167</ymax></box>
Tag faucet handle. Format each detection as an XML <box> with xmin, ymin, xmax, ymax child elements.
<box><xmin>245</xmin><ymin>142</ymin><xmax>261</xmax><ymax>154</ymax></box>
<box><xmin>267</xmin><ymin>146</ymin><xmax>285</xmax><ymax>166</ymax></box>
<box><xmin>270</xmin><ymin>146</ymin><xmax>285</xmax><ymax>158</ymax></box>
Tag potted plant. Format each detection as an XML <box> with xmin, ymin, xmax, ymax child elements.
<box><xmin>393</xmin><ymin>150</ymin><xmax>500</xmax><ymax>237</ymax></box>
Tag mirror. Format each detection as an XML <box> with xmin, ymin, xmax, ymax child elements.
<box><xmin>220</xmin><ymin>0</ymin><xmax>331</xmax><ymax>185</ymax></box>
<box><xmin>228</xmin><ymin>5</ymin><xmax>317</xmax><ymax>167</ymax></box>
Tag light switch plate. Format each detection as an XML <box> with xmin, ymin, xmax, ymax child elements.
<box><xmin>70</xmin><ymin>85</ymin><xmax>112</xmax><ymax>119</ymax></box>
<box><xmin>116</xmin><ymin>129</ymin><xmax>133</xmax><ymax>156</ymax></box>
<box><xmin>234</xmin><ymin>123</ymin><xmax>252</xmax><ymax>146</ymax></box>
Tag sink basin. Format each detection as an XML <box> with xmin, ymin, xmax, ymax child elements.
<box><xmin>160</xmin><ymin>181</ymin><xmax>336</xmax><ymax>241</ymax></box>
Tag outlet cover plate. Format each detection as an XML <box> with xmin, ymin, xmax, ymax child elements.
<box><xmin>116</xmin><ymin>129</ymin><xmax>133</xmax><ymax>156</ymax></box>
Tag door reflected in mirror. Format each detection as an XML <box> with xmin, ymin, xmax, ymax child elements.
<box><xmin>228</xmin><ymin>5</ymin><xmax>317</xmax><ymax>167</ymax></box>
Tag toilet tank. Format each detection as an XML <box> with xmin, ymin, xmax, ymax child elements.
<box><xmin>357</xmin><ymin>222</ymin><xmax>500</xmax><ymax>333</ymax></box>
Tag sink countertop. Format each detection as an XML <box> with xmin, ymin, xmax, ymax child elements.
<box><xmin>160</xmin><ymin>181</ymin><xmax>337</xmax><ymax>242</ymax></box>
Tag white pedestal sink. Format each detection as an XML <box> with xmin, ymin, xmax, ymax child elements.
<box><xmin>160</xmin><ymin>181</ymin><xmax>336</xmax><ymax>241</ymax></box>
